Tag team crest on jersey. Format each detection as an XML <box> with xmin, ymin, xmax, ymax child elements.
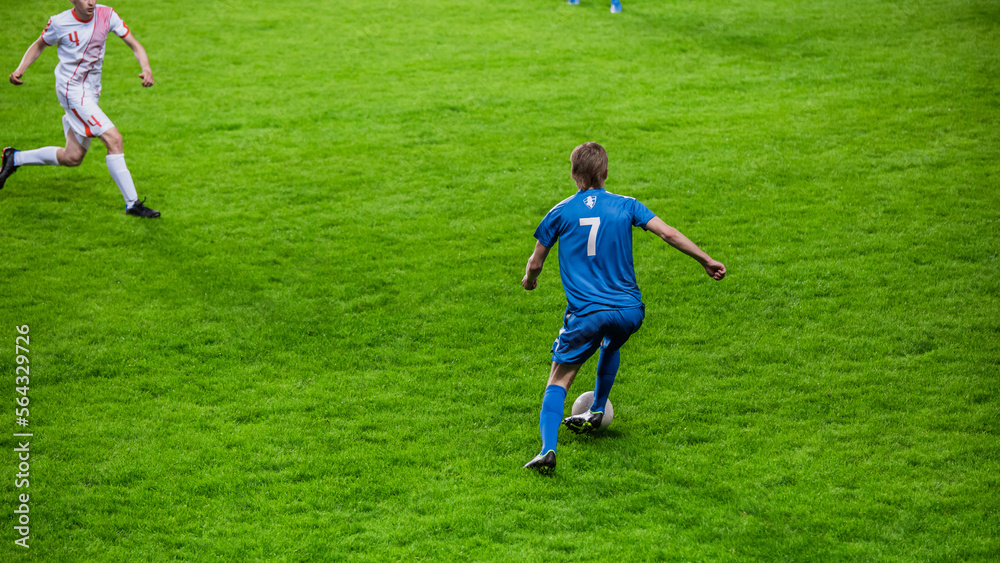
<box><xmin>584</xmin><ymin>195</ymin><xmax>597</xmax><ymax>209</ymax></box>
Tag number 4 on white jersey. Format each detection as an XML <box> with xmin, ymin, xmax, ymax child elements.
<box><xmin>580</xmin><ymin>217</ymin><xmax>601</xmax><ymax>256</ymax></box>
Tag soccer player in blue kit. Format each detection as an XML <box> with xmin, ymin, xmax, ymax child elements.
<box><xmin>522</xmin><ymin>142</ymin><xmax>726</xmax><ymax>473</ymax></box>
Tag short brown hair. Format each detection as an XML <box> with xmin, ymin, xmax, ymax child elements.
<box><xmin>570</xmin><ymin>142</ymin><xmax>609</xmax><ymax>189</ymax></box>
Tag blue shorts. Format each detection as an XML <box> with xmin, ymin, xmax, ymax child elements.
<box><xmin>550</xmin><ymin>306</ymin><xmax>645</xmax><ymax>365</ymax></box>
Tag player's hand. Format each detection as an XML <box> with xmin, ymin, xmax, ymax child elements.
<box><xmin>704</xmin><ymin>260</ymin><xmax>726</xmax><ymax>280</ymax></box>
<box><xmin>9</xmin><ymin>71</ymin><xmax>24</xmax><ymax>85</ymax></box>
<box><xmin>522</xmin><ymin>275</ymin><xmax>538</xmax><ymax>291</ymax></box>
<box><xmin>139</xmin><ymin>70</ymin><xmax>154</xmax><ymax>87</ymax></box>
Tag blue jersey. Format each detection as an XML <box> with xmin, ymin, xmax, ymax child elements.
<box><xmin>534</xmin><ymin>188</ymin><xmax>657</xmax><ymax>316</ymax></box>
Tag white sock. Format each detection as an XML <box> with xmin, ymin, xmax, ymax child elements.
<box><xmin>106</xmin><ymin>154</ymin><xmax>139</xmax><ymax>207</ymax></box>
<box><xmin>13</xmin><ymin>147</ymin><xmax>60</xmax><ymax>167</ymax></box>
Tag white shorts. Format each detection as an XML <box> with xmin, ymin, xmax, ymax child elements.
<box><xmin>61</xmin><ymin>115</ymin><xmax>92</xmax><ymax>150</ymax></box>
<box><xmin>57</xmin><ymin>90</ymin><xmax>115</xmax><ymax>138</ymax></box>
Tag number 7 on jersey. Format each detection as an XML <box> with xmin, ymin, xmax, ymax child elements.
<box><xmin>580</xmin><ymin>217</ymin><xmax>601</xmax><ymax>256</ymax></box>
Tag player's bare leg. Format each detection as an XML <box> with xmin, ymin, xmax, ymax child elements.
<box><xmin>2</xmin><ymin>117</ymin><xmax>87</xmax><ymax>190</ymax></box>
<box><xmin>547</xmin><ymin>361</ymin><xmax>583</xmax><ymax>390</ymax></box>
<box><xmin>58</xmin><ymin>115</ymin><xmax>89</xmax><ymax>167</ymax></box>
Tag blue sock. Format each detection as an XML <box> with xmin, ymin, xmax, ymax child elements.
<box><xmin>591</xmin><ymin>348</ymin><xmax>620</xmax><ymax>413</ymax></box>
<box><xmin>539</xmin><ymin>384</ymin><xmax>567</xmax><ymax>455</ymax></box>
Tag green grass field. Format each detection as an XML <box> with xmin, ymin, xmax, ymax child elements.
<box><xmin>2</xmin><ymin>0</ymin><xmax>998</xmax><ymax>560</ymax></box>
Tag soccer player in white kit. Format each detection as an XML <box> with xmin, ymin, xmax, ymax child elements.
<box><xmin>1</xmin><ymin>0</ymin><xmax>160</xmax><ymax>218</ymax></box>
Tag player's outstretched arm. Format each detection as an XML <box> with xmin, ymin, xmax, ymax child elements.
<box><xmin>9</xmin><ymin>37</ymin><xmax>48</xmax><ymax>85</ymax></box>
<box><xmin>646</xmin><ymin>217</ymin><xmax>726</xmax><ymax>280</ymax></box>
<box><xmin>522</xmin><ymin>242</ymin><xmax>551</xmax><ymax>290</ymax></box>
<box><xmin>121</xmin><ymin>33</ymin><xmax>154</xmax><ymax>87</ymax></box>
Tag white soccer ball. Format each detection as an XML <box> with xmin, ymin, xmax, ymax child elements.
<box><xmin>571</xmin><ymin>391</ymin><xmax>614</xmax><ymax>429</ymax></box>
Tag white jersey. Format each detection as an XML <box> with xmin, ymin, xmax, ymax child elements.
<box><xmin>40</xmin><ymin>5</ymin><xmax>130</xmax><ymax>105</ymax></box>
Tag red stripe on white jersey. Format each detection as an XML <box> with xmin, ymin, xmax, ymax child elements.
<box><xmin>40</xmin><ymin>19</ymin><xmax>53</xmax><ymax>46</ymax></box>
<box><xmin>71</xmin><ymin>109</ymin><xmax>94</xmax><ymax>138</ymax></box>
<box><xmin>65</xmin><ymin>7</ymin><xmax>113</xmax><ymax>102</ymax></box>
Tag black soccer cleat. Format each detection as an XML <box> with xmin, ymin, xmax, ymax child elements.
<box><xmin>0</xmin><ymin>147</ymin><xmax>19</xmax><ymax>190</ymax></box>
<box><xmin>523</xmin><ymin>450</ymin><xmax>556</xmax><ymax>474</ymax></box>
<box><xmin>563</xmin><ymin>411</ymin><xmax>604</xmax><ymax>435</ymax></box>
<box><xmin>126</xmin><ymin>198</ymin><xmax>160</xmax><ymax>218</ymax></box>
